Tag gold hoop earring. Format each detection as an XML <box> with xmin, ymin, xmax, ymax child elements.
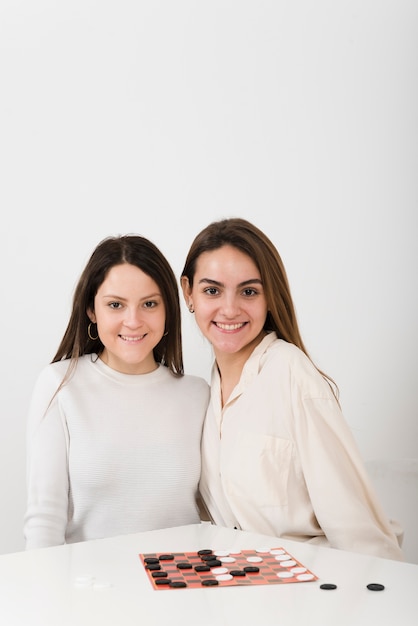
<box><xmin>189</xmin><ymin>304</ymin><xmax>195</xmax><ymax>313</ymax></box>
<box><xmin>88</xmin><ymin>322</ymin><xmax>99</xmax><ymax>340</ymax></box>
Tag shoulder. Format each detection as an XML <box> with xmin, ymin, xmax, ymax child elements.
<box><xmin>174</xmin><ymin>372</ymin><xmax>210</xmax><ymax>393</ymax></box>
<box><xmin>262</xmin><ymin>338</ymin><xmax>333</xmax><ymax>397</ymax></box>
<box><xmin>27</xmin><ymin>360</ymin><xmax>72</xmax><ymax>431</ymax></box>
<box><xmin>179</xmin><ymin>371</ymin><xmax>209</xmax><ymax>384</ymax></box>
<box><xmin>32</xmin><ymin>355</ymin><xmax>95</xmax><ymax>394</ymax></box>
<box><xmin>33</xmin><ymin>359</ymin><xmax>71</xmax><ymax>389</ymax></box>
<box><xmin>263</xmin><ymin>337</ymin><xmax>311</xmax><ymax>368</ymax></box>
<box><xmin>161</xmin><ymin>369</ymin><xmax>210</xmax><ymax>398</ymax></box>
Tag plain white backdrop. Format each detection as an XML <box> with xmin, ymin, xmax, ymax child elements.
<box><xmin>0</xmin><ymin>1</ymin><xmax>417</xmax><ymax>555</ymax></box>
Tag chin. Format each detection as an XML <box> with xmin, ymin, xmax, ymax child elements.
<box><xmin>214</xmin><ymin>341</ymin><xmax>244</xmax><ymax>354</ymax></box>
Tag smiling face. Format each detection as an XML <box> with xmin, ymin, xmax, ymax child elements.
<box><xmin>182</xmin><ymin>245</ymin><xmax>268</xmax><ymax>363</ymax></box>
<box><xmin>88</xmin><ymin>263</ymin><xmax>166</xmax><ymax>374</ymax></box>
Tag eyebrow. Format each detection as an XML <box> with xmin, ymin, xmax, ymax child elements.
<box><xmin>197</xmin><ymin>278</ymin><xmax>263</xmax><ymax>288</ymax></box>
<box><xmin>101</xmin><ymin>292</ymin><xmax>162</xmax><ymax>300</ymax></box>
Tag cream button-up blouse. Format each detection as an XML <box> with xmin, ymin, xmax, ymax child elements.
<box><xmin>199</xmin><ymin>333</ymin><xmax>403</xmax><ymax>560</ymax></box>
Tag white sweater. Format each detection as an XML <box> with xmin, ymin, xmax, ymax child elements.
<box><xmin>200</xmin><ymin>333</ymin><xmax>403</xmax><ymax>560</ymax></box>
<box><xmin>24</xmin><ymin>355</ymin><xmax>209</xmax><ymax>549</ymax></box>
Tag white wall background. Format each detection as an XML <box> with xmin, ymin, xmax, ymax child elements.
<box><xmin>1</xmin><ymin>1</ymin><xmax>417</xmax><ymax>556</ymax></box>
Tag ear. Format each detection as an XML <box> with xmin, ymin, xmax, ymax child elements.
<box><xmin>180</xmin><ymin>276</ymin><xmax>192</xmax><ymax>305</ymax></box>
<box><xmin>87</xmin><ymin>308</ymin><xmax>96</xmax><ymax>323</ymax></box>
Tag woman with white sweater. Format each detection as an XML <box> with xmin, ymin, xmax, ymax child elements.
<box><xmin>24</xmin><ymin>234</ymin><xmax>209</xmax><ymax>549</ymax></box>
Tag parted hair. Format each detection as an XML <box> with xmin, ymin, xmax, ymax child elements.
<box><xmin>181</xmin><ymin>217</ymin><xmax>338</xmax><ymax>397</ymax></box>
<box><xmin>54</xmin><ymin>234</ymin><xmax>183</xmax><ymax>377</ymax></box>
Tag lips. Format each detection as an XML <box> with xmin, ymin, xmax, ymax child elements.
<box><xmin>214</xmin><ymin>322</ymin><xmax>246</xmax><ymax>331</ymax></box>
<box><xmin>119</xmin><ymin>334</ymin><xmax>146</xmax><ymax>341</ymax></box>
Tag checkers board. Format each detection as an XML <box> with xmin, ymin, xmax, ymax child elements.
<box><xmin>139</xmin><ymin>547</ymin><xmax>318</xmax><ymax>590</ymax></box>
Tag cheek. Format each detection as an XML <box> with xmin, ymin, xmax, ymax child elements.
<box><xmin>95</xmin><ymin>321</ymin><xmax>112</xmax><ymax>337</ymax></box>
<box><xmin>95</xmin><ymin>312</ymin><xmax>115</xmax><ymax>332</ymax></box>
<box><xmin>193</xmin><ymin>306</ymin><xmax>211</xmax><ymax>330</ymax></box>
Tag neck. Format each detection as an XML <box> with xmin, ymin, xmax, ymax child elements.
<box><xmin>214</xmin><ymin>332</ymin><xmax>266</xmax><ymax>406</ymax></box>
<box><xmin>215</xmin><ymin>351</ymin><xmax>247</xmax><ymax>381</ymax></box>
<box><xmin>215</xmin><ymin>356</ymin><xmax>244</xmax><ymax>408</ymax></box>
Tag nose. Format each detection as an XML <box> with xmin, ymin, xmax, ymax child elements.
<box><xmin>219</xmin><ymin>293</ymin><xmax>241</xmax><ymax>318</ymax></box>
<box><xmin>123</xmin><ymin>307</ymin><xmax>144</xmax><ymax>328</ymax></box>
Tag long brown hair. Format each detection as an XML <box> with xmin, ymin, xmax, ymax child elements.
<box><xmin>54</xmin><ymin>235</ymin><xmax>183</xmax><ymax>383</ymax></box>
<box><xmin>181</xmin><ymin>218</ymin><xmax>338</xmax><ymax>398</ymax></box>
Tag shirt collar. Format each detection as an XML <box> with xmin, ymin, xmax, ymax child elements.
<box><xmin>211</xmin><ymin>331</ymin><xmax>278</xmax><ymax>407</ymax></box>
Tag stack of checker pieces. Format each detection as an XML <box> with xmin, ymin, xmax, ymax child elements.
<box><xmin>139</xmin><ymin>547</ymin><xmax>318</xmax><ymax>590</ymax></box>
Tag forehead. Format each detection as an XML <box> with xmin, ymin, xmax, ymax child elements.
<box><xmin>98</xmin><ymin>263</ymin><xmax>159</xmax><ymax>293</ymax></box>
<box><xmin>195</xmin><ymin>246</ymin><xmax>261</xmax><ymax>280</ymax></box>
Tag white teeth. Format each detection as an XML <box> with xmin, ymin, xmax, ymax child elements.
<box><xmin>216</xmin><ymin>322</ymin><xmax>245</xmax><ymax>331</ymax></box>
<box><xmin>120</xmin><ymin>335</ymin><xmax>145</xmax><ymax>341</ymax></box>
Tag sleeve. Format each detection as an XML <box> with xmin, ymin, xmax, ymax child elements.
<box><xmin>291</xmin><ymin>369</ymin><xmax>404</xmax><ymax>561</ymax></box>
<box><xmin>24</xmin><ymin>367</ymin><xmax>70</xmax><ymax>549</ymax></box>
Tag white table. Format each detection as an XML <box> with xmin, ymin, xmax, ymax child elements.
<box><xmin>0</xmin><ymin>523</ymin><xmax>417</xmax><ymax>626</ymax></box>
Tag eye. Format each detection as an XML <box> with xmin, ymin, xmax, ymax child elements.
<box><xmin>203</xmin><ymin>287</ymin><xmax>219</xmax><ymax>296</ymax></box>
<box><xmin>242</xmin><ymin>288</ymin><xmax>258</xmax><ymax>297</ymax></box>
<box><xmin>143</xmin><ymin>300</ymin><xmax>158</xmax><ymax>308</ymax></box>
<box><xmin>108</xmin><ymin>301</ymin><xmax>123</xmax><ymax>309</ymax></box>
